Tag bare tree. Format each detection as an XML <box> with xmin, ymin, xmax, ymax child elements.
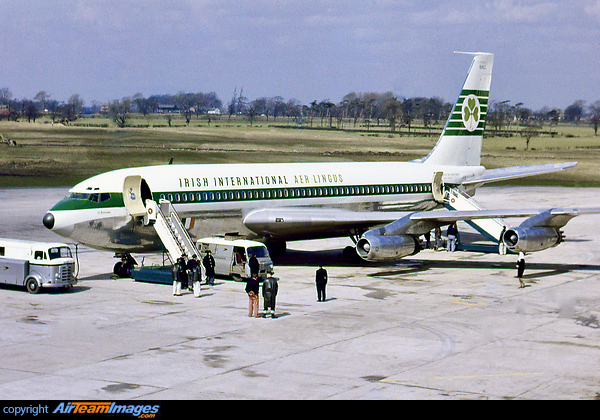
<box><xmin>109</xmin><ymin>98</ymin><xmax>131</xmax><ymax>127</ymax></box>
<box><xmin>589</xmin><ymin>101</ymin><xmax>600</xmax><ymax>136</ymax></box>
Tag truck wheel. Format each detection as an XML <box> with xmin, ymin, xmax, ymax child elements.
<box><xmin>26</xmin><ymin>278</ymin><xmax>40</xmax><ymax>294</ymax></box>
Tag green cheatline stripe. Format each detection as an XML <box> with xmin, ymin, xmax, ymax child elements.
<box><xmin>460</xmin><ymin>89</ymin><xmax>489</xmax><ymax>97</ymax></box>
<box><xmin>457</xmin><ymin>95</ymin><xmax>488</xmax><ymax>107</ymax></box>
<box><xmin>443</xmin><ymin>129</ymin><xmax>485</xmax><ymax>136</ymax></box>
<box><xmin>446</xmin><ymin>121</ymin><xmax>486</xmax><ymax>129</ymax></box>
<box><xmin>51</xmin><ymin>182</ymin><xmax>437</xmax><ymax>211</ymax></box>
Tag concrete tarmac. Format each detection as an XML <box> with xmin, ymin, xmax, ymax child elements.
<box><xmin>0</xmin><ymin>186</ymin><xmax>599</xmax><ymax>400</ymax></box>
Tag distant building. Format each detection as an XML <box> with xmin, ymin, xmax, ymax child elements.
<box><xmin>158</xmin><ymin>104</ymin><xmax>178</xmax><ymax>113</ymax></box>
<box><xmin>207</xmin><ymin>108</ymin><xmax>221</xmax><ymax>115</ymax></box>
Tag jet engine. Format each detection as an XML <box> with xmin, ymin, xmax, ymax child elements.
<box><xmin>356</xmin><ymin>232</ymin><xmax>419</xmax><ymax>262</ymax></box>
<box><xmin>502</xmin><ymin>227</ymin><xmax>561</xmax><ymax>253</ymax></box>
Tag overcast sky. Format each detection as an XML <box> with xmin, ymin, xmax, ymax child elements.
<box><xmin>1</xmin><ymin>0</ymin><xmax>599</xmax><ymax>110</ymax></box>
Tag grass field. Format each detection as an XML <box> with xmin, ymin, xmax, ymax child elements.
<box><xmin>1</xmin><ymin>116</ymin><xmax>599</xmax><ymax>187</ymax></box>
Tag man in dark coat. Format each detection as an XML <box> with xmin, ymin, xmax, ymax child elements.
<box><xmin>178</xmin><ymin>255</ymin><xmax>188</xmax><ymax>289</ymax></box>
<box><xmin>249</xmin><ymin>253</ymin><xmax>260</xmax><ymax>279</ymax></box>
<box><xmin>517</xmin><ymin>252</ymin><xmax>526</xmax><ymax>288</ymax></box>
<box><xmin>172</xmin><ymin>259</ymin><xmax>182</xmax><ymax>296</ymax></box>
<box><xmin>315</xmin><ymin>266</ymin><xmax>328</xmax><ymax>302</ymax></box>
<box><xmin>203</xmin><ymin>250</ymin><xmax>216</xmax><ymax>285</ymax></box>
<box><xmin>262</xmin><ymin>277</ymin><xmax>278</xmax><ymax>318</ymax></box>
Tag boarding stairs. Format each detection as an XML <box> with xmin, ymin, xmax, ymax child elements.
<box><xmin>444</xmin><ymin>187</ymin><xmax>508</xmax><ymax>254</ymax></box>
<box><xmin>144</xmin><ymin>199</ymin><xmax>199</xmax><ymax>263</ymax></box>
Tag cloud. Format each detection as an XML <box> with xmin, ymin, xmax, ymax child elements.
<box><xmin>584</xmin><ymin>0</ymin><xmax>600</xmax><ymax>22</ymax></box>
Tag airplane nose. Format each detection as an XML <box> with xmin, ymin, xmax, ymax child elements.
<box><xmin>43</xmin><ymin>212</ymin><xmax>55</xmax><ymax>229</ymax></box>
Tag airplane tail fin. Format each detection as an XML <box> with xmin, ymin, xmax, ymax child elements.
<box><xmin>422</xmin><ymin>52</ymin><xmax>494</xmax><ymax>167</ymax></box>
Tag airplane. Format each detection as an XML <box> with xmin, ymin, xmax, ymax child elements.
<box><xmin>42</xmin><ymin>52</ymin><xmax>598</xmax><ymax>276</ymax></box>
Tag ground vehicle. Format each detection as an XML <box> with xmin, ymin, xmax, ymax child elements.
<box><xmin>0</xmin><ymin>239</ymin><xmax>77</xmax><ymax>293</ymax></box>
<box><xmin>197</xmin><ymin>236</ymin><xmax>274</xmax><ymax>280</ymax></box>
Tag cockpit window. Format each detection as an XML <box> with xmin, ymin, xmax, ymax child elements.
<box><xmin>69</xmin><ymin>192</ymin><xmax>111</xmax><ymax>202</ymax></box>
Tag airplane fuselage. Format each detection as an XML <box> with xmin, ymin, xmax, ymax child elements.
<box><xmin>43</xmin><ymin>161</ymin><xmax>485</xmax><ymax>253</ymax></box>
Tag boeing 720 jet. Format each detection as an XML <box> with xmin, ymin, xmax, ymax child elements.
<box><xmin>42</xmin><ymin>52</ymin><xmax>598</xmax><ymax>275</ymax></box>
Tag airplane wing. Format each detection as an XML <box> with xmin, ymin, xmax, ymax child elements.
<box><xmin>355</xmin><ymin>206</ymin><xmax>600</xmax><ymax>261</ymax></box>
<box><xmin>463</xmin><ymin>162</ymin><xmax>578</xmax><ymax>186</ymax></box>
<box><xmin>409</xmin><ymin>207</ymin><xmax>600</xmax><ymax>226</ymax></box>
<box><xmin>244</xmin><ymin>205</ymin><xmax>600</xmax><ymax>241</ymax></box>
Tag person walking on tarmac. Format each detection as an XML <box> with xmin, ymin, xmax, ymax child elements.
<box><xmin>517</xmin><ymin>252</ymin><xmax>526</xmax><ymax>288</ymax></box>
<box><xmin>203</xmin><ymin>250</ymin><xmax>216</xmax><ymax>285</ymax></box>
<box><xmin>315</xmin><ymin>265</ymin><xmax>328</xmax><ymax>302</ymax></box>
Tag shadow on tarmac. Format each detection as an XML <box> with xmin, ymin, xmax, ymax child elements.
<box><xmin>273</xmin><ymin>247</ymin><xmax>600</xmax><ymax>279</ymax></box>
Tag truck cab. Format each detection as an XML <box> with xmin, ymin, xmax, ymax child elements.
<box><xmin>0</xmin><ymin>239</ymin><xmax>77</xmax><ymax>293</ymax></box>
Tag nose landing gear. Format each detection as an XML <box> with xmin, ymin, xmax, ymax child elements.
<box><xmin>113</xmin><ymin>253</ymin><xmax>137</xmax><ymax>278</ymax></box>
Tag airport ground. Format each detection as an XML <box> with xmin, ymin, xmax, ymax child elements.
<box><xmin>0</xmin><ymin>186</ymin><xmax>599</xmax><ymax>400</ymax></box>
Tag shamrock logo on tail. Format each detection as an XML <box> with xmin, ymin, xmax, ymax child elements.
<box><xmin>462</xmin><ymin>94</ymin><xmax>480</xmax><ymax>132</ymax></box>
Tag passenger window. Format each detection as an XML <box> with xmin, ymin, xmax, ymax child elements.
<box><xmin>34</xmin><ymin>250</ymin><xmax>45</xmax><ymax>260</ymax></box>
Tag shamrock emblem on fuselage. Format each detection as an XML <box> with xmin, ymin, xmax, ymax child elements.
<box><xmin>462</xmin><ymin>94</ymin><xmax>480</xmax><ymax>132</ymax></box>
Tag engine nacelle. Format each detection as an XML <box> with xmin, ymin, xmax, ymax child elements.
<box><xmin>356</xmin><ymin>233</ymin><xmax>418</xmax><ymax>262</ymax></box>
<box><xmin>502</xmin><ymin>227</ymin><xmax>561</xmax><ymax>253</ymax></box>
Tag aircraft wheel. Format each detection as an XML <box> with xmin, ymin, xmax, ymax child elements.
<box><xmin>26</xmin><ymin>277</ymin><xmax>40</xmax><ymax>294</ymax></box>
<box><xmin>113</xmin><ymin>262</ymin><xmax>131</xmax><ymax>278</ymax></box>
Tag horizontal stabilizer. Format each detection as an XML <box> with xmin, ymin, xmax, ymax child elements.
<box><xmin>463</xmin><ymin>162</ymin><xmax>578</xmax><ymax>186</ymax></box>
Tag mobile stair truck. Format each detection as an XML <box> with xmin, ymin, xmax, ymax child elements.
<box><xmin>0</xmin><ymin>238</ymin><xmax>77</xmax><ymax>293</ymax></box>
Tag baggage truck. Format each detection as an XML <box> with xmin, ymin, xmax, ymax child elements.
<box><xmin>197</xmin><ymin>236</ymin><xmax>274</xmax><ymax>281</ymax></box>
<box><xmin>0</xmin><ymin>238</ymin><xmax>77</xmax><ymax>293</ymax></box>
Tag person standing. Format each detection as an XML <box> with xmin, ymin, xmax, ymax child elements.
<box><xmin>517</xmin><ymin>252</ymin><xmax>526</xmax><ymax>288</ymax></box>
<box><xmin>203</xmin><ymin>250</ymin><xmax>216</xmax><ymax>285</ymax></box>
<box><xmin>315</xmin><ymin>266</ymin><xmax>328</xmax><ymax>302</ymax></box>
<box><xmin>446</xmin><ymin>223</ymin><xmax>458</xmax><ymax>252</ymax></box>
<box><xmin>262</xmin><ymin>277</ymin><xmax>278</xmax><ymax>318</ymax></box>
<box><xmin>245</xmin><ymin>274</ymin><xmax>260</xmax><ymax>317</ymax></box>
<box><xmin>249</xmin><ymin>253</ymin><xmax>259</xmax><ymax>279</ymax></box>
<box><xmin>172</xmin><ymin>258</ymin><xmax>182</xmax><ymax>296</ymax></box>
<box><xmin>187</xmin><ymin>254</ymin><xmax>202</xmax><ymax>297</ymax></box>
<box><xmin>434</xmin><ymin>226</ymin><xmax>443</xmax><ymax>250</ymax></box>
<box><xmin>178</xmin><ymin>255</ymin><xmax>188</xmax><ymax>289</ymax></box>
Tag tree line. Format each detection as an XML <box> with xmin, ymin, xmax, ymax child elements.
<box><xmin>1</xmin><ymin>86</ymin><xmax>599</xmax><ymax>135</ymax></box>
